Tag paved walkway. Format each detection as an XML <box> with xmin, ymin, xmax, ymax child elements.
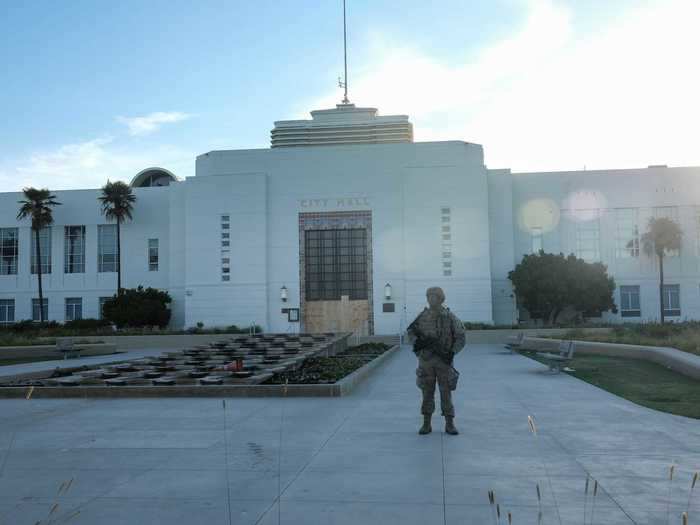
<box><xmin>0</xmin><ymin>344</ymin><xmax>698</xmax><ymax>524</ymax></box>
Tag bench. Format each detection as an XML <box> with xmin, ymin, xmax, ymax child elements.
<box><xmin>56</xmin><ymin>338</ymin><xmax>80</xmax><ymax>360</ymax></box>
<box><xmin>537</xmin><ymin>340</ymin><xmax>575</xmax><ymax>373</ymax></box>
<box><xmin>504</xmin><ymin>332</ymin><xmax>525</xmax><ymax>354</ymax></box>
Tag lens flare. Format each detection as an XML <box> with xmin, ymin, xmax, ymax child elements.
<box><xmin>517</xmin><ymin>198</ymin><xmax>560</xmax><ymax>233</ymax></box>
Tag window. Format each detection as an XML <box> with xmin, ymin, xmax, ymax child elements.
<box><xmin>148</xmin><ymin>239</ymin><xmax>159</xmax><ymax>271</ymax></box>
<box><xmin>99</xmin><ymin>297</ymin><xmax>111</xmax><ymax>320</ymax></box>
<box><xmin>662</xmin><ymin>284</ymin><xmax>680</xmax><ymax>317</ymax></box>
<box><xmin>221</xmin><ymin>215</ymin><xmax>231</xmax><ymax>282</ymax></box>
<box><xmin>441</xmin><ymin>207</ymin><xmax>452</xmax><ymax>277</ymax></box>
<box><xmin>620</xmin><ymin>285</ymin><xmax>640</xmax><ymax>317</ymax></box>
<box><xmin>64</xmin><ymin>226</ymin><xmax>85</xmax><ymax>273</ymax></box>
<box><xmin>615</xmin><ymin>209</ymin><xmax>639</xmax><ymax>258</ymax></box>
<box><xmin>576</xmin><ymin>216</ymin><xmax>600</xmax><ymax>262</ymax></box>
<box><xmin>0</xmin><ymin>228</ymin><xmax>18</xmax><ymax>275</ymax></box>
<box><xmin>654</xmin><ymin>206</ymin><xmax>679</xmax><ymax>222</ymax></box>
<box><xmin>32</xmin><ymin>298</ymin><xmax>48</xmax><ymax>322</ymax></box>
<box><xmin>98</xmin><ymin>225</ymin><xmax>118</xmax><ymax>272</ymax></box>
<box><xmin>531</xmin><ymin>227</ymin><xmax>543</xmax><ymax>253</ymax></box>
<box><xmin>0</xmin><ymin>299</ymin><xmax>14</xmax><ymax>324</ymax></box>
<box><xmin>65</xmin><ymin>297</ymin><xmax>82</xmax><ymax>321</ymax></box>
<box><xmin>305</xmin><ymin>228</ymin><xmax>368</xmax><ymax>300</ymax></box>
<box><xmin>30</xmin><ymin>227</ymin><xmax>52</xmax><ymax>274</ymax></box>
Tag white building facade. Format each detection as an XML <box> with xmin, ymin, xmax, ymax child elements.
<box><xmin>1</xmin><ymin>104</ymin><xmax>699</xmax><ymax>332</ymax></box>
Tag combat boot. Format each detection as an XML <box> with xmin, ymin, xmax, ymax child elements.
<box><xmin>418</xmin><ymin>415</ymin><xmax>432</xmax><ymax>435</ymax></box>
<box><xmin>444</xmin><ymin>416</ymin><xmax>459</xmax><ymax>435</ymax></box>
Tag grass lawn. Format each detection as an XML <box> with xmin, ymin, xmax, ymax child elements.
<box><xmin>523</xmin><ymin>352</ymin><xmax>700</xmax><ymax>419</ymax></box>
<box><xmin>0</xmin><ymin>356</ymin><xmax>63</xmax><ymax>366</ymax></box>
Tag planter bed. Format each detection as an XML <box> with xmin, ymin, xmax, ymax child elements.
<box><xmin>0</xmin><ymin>333</ymin><xmax>379</xmax><ymax>398</ymax></box>
<box><xmin>337</xmin><ymin>342</ymin><xmax>390</xmax><ymax>357</ymax></box>
<box><xmin>263</xmin><ymin>355</ymin><xmax>373</xmax><ymax>385</ymax></box>
<box><xmin>0</xmin><ymin>342</ymin><xmax>399</xmax><ymax>398</ymax></box>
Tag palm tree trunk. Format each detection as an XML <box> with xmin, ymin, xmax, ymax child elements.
<box><xmin>659</xmin><ymin>254</ymin><xmax>665</xmax><ymax>324</ymax></box>
<box><xmin>116</xmin><ymin>220</ymin><xmax>122</xmax><ymax>294</ymax></box>
<box><xmin>35</xmin><ymin>228</ymin><xmax>44</xmax><ymax>323</ymax></box>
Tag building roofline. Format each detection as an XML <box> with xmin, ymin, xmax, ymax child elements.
<box><xmin>196</xmin><ymin>140</ymin><xmax>481</xmax><ymax>159</ymax></box>
<box><xmin>512</xmin><ymin>165</ymin><xmax>700</xmax><ymax>176</ymax></box>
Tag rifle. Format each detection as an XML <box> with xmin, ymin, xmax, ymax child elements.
<box><xmin>408</xmin><ymin>317</ymin><xmax>454</xmax><ymax>365</ymax></box>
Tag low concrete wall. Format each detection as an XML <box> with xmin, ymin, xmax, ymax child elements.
<box><xmin>522</xmin><ymin>336</ymin><xmax>700</xmax><ymax>381</ymax></box>
<box><xmin>466</xmin><ymin>328</ymin><xmax>612</xmax><ymax>344</ymax></box>
<box><xmin>0</xmin><ymin>344</ymin><xmax>401</xmax><ymax>399</ymax></box>
<box><xmin>0</xmin><ymin>343</ymin><xmax>118</xmax><ymax>360</ymax></box>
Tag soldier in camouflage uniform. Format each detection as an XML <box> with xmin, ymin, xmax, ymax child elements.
<box><xmin>407</xmin><ymin>287</ymin><xmax>466</xmax><ymax>435</ymax></box>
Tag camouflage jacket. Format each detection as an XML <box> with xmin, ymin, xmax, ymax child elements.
<box><xmin>407</xmin><ymin>306</ymin><xmax>466</xmax><ymax>359</ymax></box>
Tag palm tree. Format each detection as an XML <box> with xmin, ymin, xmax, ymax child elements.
<box><xmin>641</xmin><ymin>216</ymin><xmax>682</xmax><ymax>324</ymax></box>
<box><xmin>17</xmin><ymin>188</ymin><xmax>61</xmax><ymax>323</ymax></box>
<box><xmin>98</xmin><ymin>181</ymin><xmax>136</xmax><ymax>294</ymax></box>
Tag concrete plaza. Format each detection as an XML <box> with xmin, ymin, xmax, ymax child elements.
<box><xmin>0</xmin><ymin>344</ymin><xmax>698</xmax><ymax>524</ymax></box>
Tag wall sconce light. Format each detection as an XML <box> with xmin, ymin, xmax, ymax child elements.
<box><xmin>280</xmin><ymin>285</ymin><xmax>288</xmax><ymax>302</ymax></box>
<box><xmin>384</xmin><ymin>283</ymin><xmax>392</xmax><ymax>301</ymax></box>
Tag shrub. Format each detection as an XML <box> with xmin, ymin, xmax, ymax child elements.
<box><xmin>64</xmin><ymin>318</ymin><xmax>112</xmax><ymax>331</ymax></box>
<box><xmin>225</xmin><ymin>324</ymin><xmax>263</xmax><ymax>334</ymax></box>
<box><xmin>0</xmin><ymin>320</ymin><xmax>60</xmax><ymax>334</ymax></box>
<box><xmin>635</xmin><ymin>323</ymin><xmax>681</xmax><ymax>338</ymax></box>
<box><xmin>102</xmin><ymin>286</ymin><xmax>172</xmax><ymax>329</ymax></box>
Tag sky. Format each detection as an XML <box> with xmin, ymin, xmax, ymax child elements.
<box><xmin>1</xmin><ymin>0</ymin><xmax>699</xmax><ymax>192</ymax></box>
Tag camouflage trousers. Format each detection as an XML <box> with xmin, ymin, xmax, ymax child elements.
<box><xmin>415</xmin><ymin>351</ymin><xmax>456</xmax><ymax>417</ymax></box>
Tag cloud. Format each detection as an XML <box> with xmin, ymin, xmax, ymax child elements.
<box><xmin>301</xmin><ymin>0</ymin><xmax>700</xmax><ymax>172</ymax></box>
<box><xmin>0</xmin><ymin>136</ymin><xmax>193</xmax><ymax>191</ymax></box>
<box><xmin>116</xmin><ymin>111</ymin><xmax>192</xmax><ymax>136</ymax></box>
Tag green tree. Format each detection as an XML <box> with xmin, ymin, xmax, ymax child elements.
<box><xmin>16</xmin><ymin>188</ymin><xmax>61</xmax><ymax>322</ymax></box>
<box><xmin>508</xmin><ymin>251</ymin><xmax>617</xmax><ymax>325</ymax></box>
<box><xmin>566</xmin><ymin>255</ymin><xmax>617</xmax><ymax>319</ymax></box>
<box><xmin>98</xmin><ymin>181</ymin><xmax>136</xmax><ymax>294</ymax></box>
<box><xmin>640</xmin><ymin>216</ymin><xmax>682</xmax><ymax>324</ymax></box>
